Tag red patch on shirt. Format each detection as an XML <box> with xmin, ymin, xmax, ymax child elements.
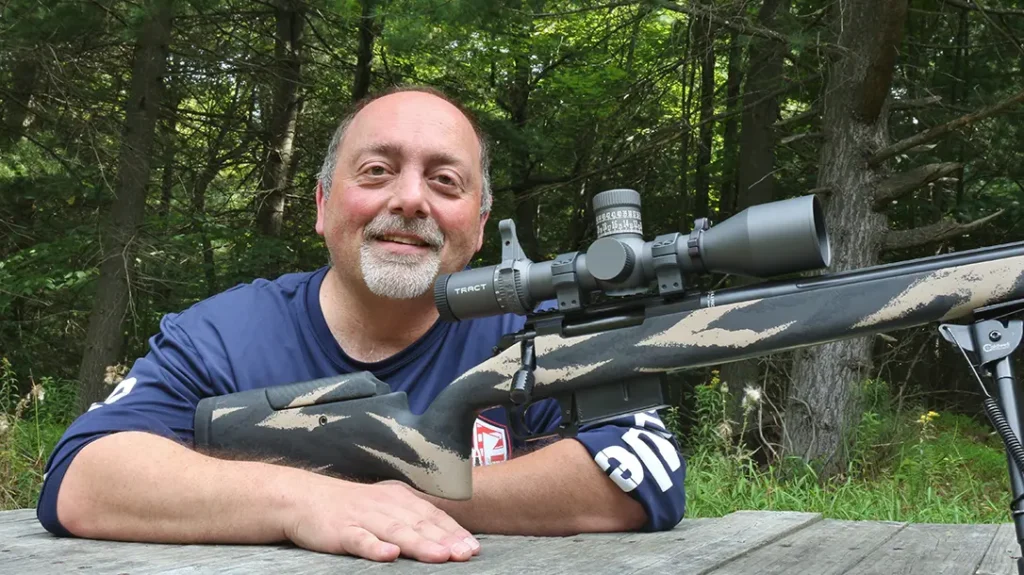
<box><xmin>472</xmin><ymin>417</ymin><xmax>510</xmax><ymax>466</ymax></box>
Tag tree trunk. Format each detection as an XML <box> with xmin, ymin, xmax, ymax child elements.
<box><xmin>352</xmin><ymin>0</ymin><xmax>383</xmax><ymax>102</ymax></box>
<box><xmin>256</xmin><ymin>0</ymin><xmax>305</xmax><ymax>238</ymax></box>
<box><xmin>717</xmin><ymin>30</ymin><xmax>742</xmax><ymax>221</ymax></box>
<box><xmin>953</xmin><ymin>6</ymin><xmax>969</xmax><ymax>208</ymax></box>
<box><xmin>510</xmin><ymin>50</ymin><xmax>539</xmax><ymax>261</ymax></box>
<box><xmin>76</xmin><ymin>0</ymin><xmax>174</xmax><ymax>414</ymax></box>
<box><xmin>677</xmin><ymin>19</ymin><xmax>694</xmax><ymax>230</ymax></box>
<box><xmin>692</xmin><ymin>14</ymin><xmax>715</xmax><ymax>220</ymax></box>
<box><xmin>1</xmin><ymin>52</ymin><xmax>40</xmax><ymax>150</ymax></box>
<box><xmin>783</xmin><ymin>0</ymin><xmax>908</xmax><ymax>477</ymax></box>
<box><xmin>506</xmin><ymin>0</ymin><xmax>541</xmax><ymax>261</ymax></box>
<box><xmin>719</xmin><ymin>0</ymin><xmax>789</xmax><ymax>435</ymax></box>
<box><xmin>158</xmin><ymin>84</ymin><xmax>180</xmax><ymax>223</ymax></box>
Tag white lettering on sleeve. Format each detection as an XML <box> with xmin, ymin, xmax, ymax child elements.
<box><xmin>594</xmin><ymin>445</ymin><xmax>644</xmax><ymax>492</ymax></box>
<box><xmin>88</xmin><ymin>377</ymin><xmax>138</xmax><ymax>411</ymax></box>
<box><xmin>621</xmin><ymin>428</ymin><xmax>681</xmax><ymax>492</ymax></box>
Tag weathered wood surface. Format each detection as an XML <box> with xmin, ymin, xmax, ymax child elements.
<box><xmin>0</xmin><ymin>508</ymin><xmax>1019</xmax><ymax>574</ymax></box>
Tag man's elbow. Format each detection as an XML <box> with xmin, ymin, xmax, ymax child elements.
<box><xmin>614</xmin><ymin>496</ymin><xmax>649</xmax><ymax>531</ymax></box>
<box><xmin>576</xmin><ymin>490</ymin><xmax>648</xmax><ymax>533</ymax></box>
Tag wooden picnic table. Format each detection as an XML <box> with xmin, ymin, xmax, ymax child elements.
<box><xmin>0</xmin><ymin>508</ymin><xmax>1019</xmax><ymax>574</ymax></box>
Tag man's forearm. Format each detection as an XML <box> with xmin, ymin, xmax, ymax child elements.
<box><xmin>424</xmin><ymin>438</ymin><xmax>647</xmax><ymax>536</ymax></box>
<box><xmin>56</xmin><ymin>431</ymin><xmax>304</xmax><ymax>544</ymax></box>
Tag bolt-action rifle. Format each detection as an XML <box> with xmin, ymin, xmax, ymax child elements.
<box><xmin>195</xmin><ymin>190</ymin><xmax>1024</xmax><ymax>572</ymax></box>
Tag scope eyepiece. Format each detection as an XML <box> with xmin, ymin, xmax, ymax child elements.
<box><xmin>433</xmin><ymin>189</ymin><xmax>831</xmax><ymax>321</ymax></box>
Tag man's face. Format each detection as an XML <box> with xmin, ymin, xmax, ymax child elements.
<box><xmin>315</xmin><ymin>92</ymin><xmax>489</xmax><ymax>299</ymax></box>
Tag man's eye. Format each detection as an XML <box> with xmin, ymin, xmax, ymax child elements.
<box><xmin>368</xmin><ymin>166</ymin><xmax>387</xmax><ymax>176</ymax></box>
<box><xmin>434</xmin><ymin>174</ymin><xmax>456</xmax><ymax>186</ymax></box>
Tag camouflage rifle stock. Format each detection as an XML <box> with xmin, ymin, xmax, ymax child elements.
<box><xmin>194</xmin><ymin>191</ymin><xmax>1024</xmax><ymax>502</ymax></box>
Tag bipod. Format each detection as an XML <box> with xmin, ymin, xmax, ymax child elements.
<box><xmin>941</xmin><ymin>298</ymin><xmax>1024</xmax><ymax>575</ymax></box>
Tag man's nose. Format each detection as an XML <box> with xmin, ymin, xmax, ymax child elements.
<box><xmin>387</xmin><ymin>171</ymin><xmax>430</xmax><ymax>219</ymax></box>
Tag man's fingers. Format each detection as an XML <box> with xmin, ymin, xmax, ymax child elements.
<box><xmin>388</xmin><ymin>486</ymin><xmax>480</xmax><ymax>554</ymax></box>
<box><xmin>368</xmin><ymin>515</ymin><xmax>471</xmax><ymax>563</ymax></box>
<box><xmin>424</xmin><ymin>506</ymin><xmax>480</xmax><ymax>554</ymax></box>
<box><xmin>338</xmin><ymin>525</ymin><xmax>400</xmax><ymax>562</ymax></box>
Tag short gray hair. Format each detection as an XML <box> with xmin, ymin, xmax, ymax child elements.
<box><xmin>318</xmin><ymin>86</ymin><xmax>492</xmax><ymax>214</ymax></box>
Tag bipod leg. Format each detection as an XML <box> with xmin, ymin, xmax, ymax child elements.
<box><xmin>941</xmin><ymin>305</ymin><xmax>1024</xmax><ymax>574</ymax></box>
<box><xmin>992</xmin><ymin>353</ymin><xmax>1024</xmax><ymax>575</ymax></box>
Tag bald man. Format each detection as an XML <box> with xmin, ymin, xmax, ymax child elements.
<box><xmin>39</xmin><ymin>86</ymin><xmax>687</xmax><ymax>564</ymax></box>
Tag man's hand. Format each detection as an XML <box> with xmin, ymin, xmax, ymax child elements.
<box><xmin>284</xmin><ymin>477</ymin><xmax>480</xmax><ymax>563</ymax></box>
<box><xmin>392</xmin><ymin>438</ymin><xmax>648</xmax><ymax>536</ymax></box>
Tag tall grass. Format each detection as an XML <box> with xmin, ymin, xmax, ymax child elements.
<box><xmin>674</xmin><ymin>374</ymin><xmax>1012</xmax><ymax>524</ymax></box>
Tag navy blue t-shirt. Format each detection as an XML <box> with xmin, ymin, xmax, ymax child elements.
<box><xmin>38</xmin><ymin>267</ymin><xmax>686</xmax><ymax>533</ymax></box>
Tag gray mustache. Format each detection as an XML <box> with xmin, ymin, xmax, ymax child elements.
<box><xmin>364</xmin><ymin>214</ymin><xmax>444</xmax><ymax>248</ymax></box>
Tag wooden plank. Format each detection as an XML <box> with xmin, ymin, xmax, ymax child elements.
<box><xmin>0</xmin><ymin>532</ymin><xmax>253</xmax><ymax>574</ymax></box>
<box><xmin>600</xmin><ymin>510</ymin><xmax>824</xmax><ymax>575</ymax></box>
<box><xmin>976</xmin><ymin>523</ymin><xmax>1022</xmax><ymax>575</ymax></box>
<box><xmin>147</xmin><ymin>532</ymin><xmax>602</xmax><ymax>575</ymax></box>
<box><xmin>0</xmin><ymin>509</ymin><xmax>35</xmax><ymax>524</ymax></box>
<box><xmin>339</xmin><ymin>531</ymin><xmax>642</xmax><ymax>575</ymax></box>
<box><xmin>703</xmin><ymin>519</ymin><xmax>907</xmax><ymax>575</ymax></box>
<box><xmin>843</xmin><ymin>522</ymin><xmax>1000</xmax><ymax>575</ymax></box>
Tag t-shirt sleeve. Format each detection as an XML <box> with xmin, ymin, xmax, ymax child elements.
<box><xmin>36</xmin><ymin>314</ymin><xmax>215</xmax><ymax>537</ymax></box>
<box><xmin>524</xmin><ymin>403</ymin><xmax>687</xmax><ymax>532</ymax></box>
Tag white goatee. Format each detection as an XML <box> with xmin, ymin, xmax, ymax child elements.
<box><xmin>360</xmin><ymin>213</ymin><xmax>445</xmax><ymax>299</ymax></box>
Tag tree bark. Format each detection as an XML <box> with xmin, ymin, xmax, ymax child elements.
<box><xmin>783</xmin><ymin>0</ymin><xmax>908</xmax><ymax>477</ymax></box>
<box><xmin>352</xmin><ymin>0</ymin><xmax>383</xmax><ymax>102</ymax></box>
<box><xmin>76</xmin><ymin>0</ymin><xmax>174</xmax><ymax>414</ymax></box>
<box><xmin>256</xmin><ymin>0</ymin><xmax>305</xmax><ymax>238</ymax></box>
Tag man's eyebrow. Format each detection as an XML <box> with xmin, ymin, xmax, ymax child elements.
<box><xmin>354</xmin><ymin>142</ymin><xmax>471</xmax><ymax>172</ymax></box>
<box><xmin>354</xmin><ymin>142</ymin><xmax>404</xmax><ymax>159</ymax></box>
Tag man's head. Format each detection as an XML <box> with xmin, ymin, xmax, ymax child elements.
<box><xmin>315</xmin><ymin>86</ymin><xmax>492</xmax><ymax>300</ymax></box>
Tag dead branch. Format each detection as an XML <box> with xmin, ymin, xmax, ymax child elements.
<box><xmin>891</xmin><ymin>95</ymin><xmax>943</xmax><ymax>110</ymax></box>
<box><xmin>882</xmin><ymin>210</ymin><xmax>1005</xmax><ymax>251</ymax></box>
<box><xmin>870</xmin><ymin>88</ymin><xmax>1024</xmax><ymax>165</ymax></box>
<box><xmin>775</xmin><ymin>107</ymin><xmax>820</xmax><ymax>128</ymax></box>
<box><xmin>873</xmin><ymin>162</ymin><xmax>962</xmax><ymax>208</ymax></box>
<box><xmin>779</xmin><ymin>132</ymin><xmax>823</xmax><ymax>145</ymax></box>
<box><xmin>940</xmin><ymin>0</ymin><xmax>1024</xmax><ymax>17</ymax></box>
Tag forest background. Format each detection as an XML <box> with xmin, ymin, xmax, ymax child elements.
<box><xmin>3</xmin><ymin>0</ymin><xmax>1024</xmax><ymax>524</ymax></box>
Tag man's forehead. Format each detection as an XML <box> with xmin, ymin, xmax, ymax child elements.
<box><xmin>350</xmin><ymin>92</ymin><xmax>477</xmax><ymax>139</ymax></box>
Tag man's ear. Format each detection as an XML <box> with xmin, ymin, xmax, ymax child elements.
<box><xmin>315</xmin><ymin>181</ymin><xmax>326</xmax><ymax>237</ymax></box>
<box><xmin>475</xmin><ymin>210</ymin><xmax>490</xmax><ymax>252</ymax></box>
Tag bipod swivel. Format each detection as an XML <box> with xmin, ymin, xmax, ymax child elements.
<box><xmin>941</xmin><ymin>298</ymin><xmax>1024</xmax><ymax>575</ymax></box>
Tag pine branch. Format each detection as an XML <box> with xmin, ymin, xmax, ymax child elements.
<box><xmin>882</xmin><ymin>210</ymin><xmax>1005</xmax><ymax>251</ymax></box>
<box><xmin>869</xmin><ymin>88</ymin><xmax>1024</xmax><ymax>165</ymax></box>
<box><xmin>873</xmin><ymin>162</ymin><xmax>962</xmax><ymax>208</ymax></box>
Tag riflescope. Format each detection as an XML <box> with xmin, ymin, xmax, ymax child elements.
<box><xmin>434</xmin><ymin>189</ymin><xmax>831</xmax><ymax>321</ymax></box>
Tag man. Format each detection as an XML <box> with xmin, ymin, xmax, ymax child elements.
<box><xmin>38</xmin><ymin>86</ymin><xmax>686</xmax><ymax>564</ymax></box>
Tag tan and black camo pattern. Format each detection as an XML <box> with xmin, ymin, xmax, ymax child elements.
<box><xmin>196</xmin><ymin>246</ymin><xmax>1024</xmax><ymax>499</ymax></box>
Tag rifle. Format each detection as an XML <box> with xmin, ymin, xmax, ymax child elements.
<box><xmin>195</xmin><ymin>189</ymin><xmax>1024</xmax><ymax>571</ymax></box>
